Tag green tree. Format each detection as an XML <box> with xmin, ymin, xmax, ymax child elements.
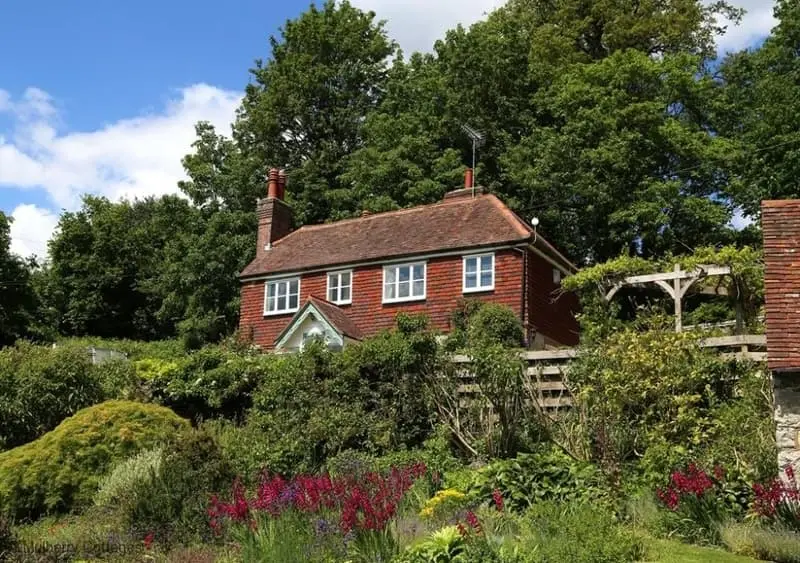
<box><xmin>718</xmin><ymin>0</ymin><xmax>800</xmax><ymax>217</ymax></box>
<box><xmin>503</xmin><ymin>50</ymin><xmax>738</xmax><ymax>261</ymax></box>
<box><xmin>156</xmin><ymin>209</ymin><xmax>255</xmax><ymax>348</ymax></box>
<box><xmin>42</xmin><ymin>196</ymin><xmax>196</xmax><ymax>340</ymax></box>
<box><xmin>204</xmin><ymin>0</ymin><xmax>398</xmax><ymax>224</ymax></box>
<box><xmin>344</xmin><ymin>0</ymin><xmax>741</xmax><ymax>262</ymax></box>
<box><xmin>0</xmin><ymin>213</ymin><xmax>39</xmax><ymax>346</ymax></box>
<box><xmin>341</xmin><ymin>53</ymin><xmax>464</xmax><ymax>212</ymax></box>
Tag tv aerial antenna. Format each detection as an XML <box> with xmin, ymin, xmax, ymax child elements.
<box><xmin>460</xmin><ymin>123</ymin><xmax>485</xmax><ymax>193</ymax></box>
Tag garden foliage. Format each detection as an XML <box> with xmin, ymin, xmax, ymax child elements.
<box><xmin>94</xmin><ymin>447</ymin><xmax>163</xmax><ymax>508</ymax></box>
<box><xmin>517</xmin><ymin>501</ymin><xmax>644</xmax><ymax>563</ymax></box>
<box><xmin>0</xmin><ymin>342</ymin><xmax>105</xmax><ymax>450</ymax></box>
<box><xmin>0</xmin><ymin>400</ymin><xmax>188</xmax><ymax>520</ymax></box>
<box><xmin>568</xmin><ymin>322</ymin><xmax>773</xmax><ymax>483</ymax></box>
<box><xmin>209</xmin><ymin>463</ymin><xmax>428</xmax><ymax>562</ymax></box>
<box><xmin>472</xmin><ymin>449</ymin><xmax>606</xmax><ymax>511</ymax></box>
<box><xmin>122</xmin><ymin>428</ymin><xmax>233</xmax><ymax>544</ymax></box>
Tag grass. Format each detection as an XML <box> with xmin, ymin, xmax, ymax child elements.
<box><xmin>646</xmin><ymin>538</ymin><xmax>762</xmax><ymax>563</ymax></box>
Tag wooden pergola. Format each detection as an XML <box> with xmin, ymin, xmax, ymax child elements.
<box><xmin>603</xmin><ymin>264</ymin><xmax>734</xmax><ymax>333</ymax></box>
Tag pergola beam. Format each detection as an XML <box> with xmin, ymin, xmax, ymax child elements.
<box><xmin>603</xmin><ymin>264</ymin><xmax>734</xmax><ymax>333</ymax></box>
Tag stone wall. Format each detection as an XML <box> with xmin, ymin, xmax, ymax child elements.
<box><xmin>774</xmin><ymin>373</ymin><xmax>800</xmax><ymax>470</ymax></box>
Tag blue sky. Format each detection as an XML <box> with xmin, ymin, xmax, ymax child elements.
<box><xmin>0</xmin><ymin>0</ymin><xmax>777</xmax><ymax>257</ymax></box>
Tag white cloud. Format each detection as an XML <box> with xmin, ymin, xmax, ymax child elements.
<box><xmin>354</xmin><ymin>0</ymin><xmax>776</xmax><ymax>55</ymax></box>
<box><xmin>352</xmin><ymin>0</ymin><xmax>505</xmax><ymax>53</ymax></box>
<box><xmin>0</xmin><ymin>84</ymin><xmax>241</xmax><ymax>257</ymax></box>
<box><xmin>712</xmin><ymin>0</ymin><xmax>777</xmax><ymax>54</ymax></box>
<box><xmin>9</xmin><ymin>204</ymin><xmax>58</xmax><ymax>259</ymax></box>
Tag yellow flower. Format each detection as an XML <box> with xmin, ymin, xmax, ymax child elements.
<box><xmin>419</xmin><ymin>488</ymin><xmax>466</xmax><ymax>519</ymax></box>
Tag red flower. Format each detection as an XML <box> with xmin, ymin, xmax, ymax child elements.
<box><xmin>465</xmin><ymin>510</ymin><xmax>483</xmax><ymax>535</ymax></box>
<box><xmin>492</xmin><ymin>489</ymin><xmax>504</xmax><ymax>512</ymax></box>
<box><xmin>207</xmin><ymin>463</ymin><xmax>427</xmax><ymax>536</ymax></box>
<box><xmin>143</xmin><ymin>532</ymin><xmax>154</xmax><ymax>550</ymax></box>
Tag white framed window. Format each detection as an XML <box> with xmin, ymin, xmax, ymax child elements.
<box><xmin>463</xmin><ymin>253</ymin><xmax>495</xmax><ymax>293</ymax></box>
<box><xmin>264</xmin><ymin>277</ymin><xmax>301</xmax><ymax>315</ymax></box>
<box><xmin>327</xmin><ymin>270</ymin><xmax>353</xmax><ymax>305</ymax></box>
<box><xmin>383</xmin><ymin>262</ymin><xmax>426</xmax><ymax>303</ymax></box>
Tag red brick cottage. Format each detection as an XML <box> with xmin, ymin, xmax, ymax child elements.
<box><xmin>239</xmin><ymin>169</ymin><xmax>579</xmax><ymax>351</ymax></box>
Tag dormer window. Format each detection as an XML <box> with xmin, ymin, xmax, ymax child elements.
<box><xmin>264</xmin><ymin>277</ymin><xmax>300</xmax><ymax>315</ymax></box>
<box><xmin>463</xmin><ymin>253</ymin><xmax>495</xmax><ymax>293</ymax></box>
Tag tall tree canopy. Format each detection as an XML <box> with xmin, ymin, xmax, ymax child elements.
<box><xmin>718</xmin><ymin>0</ymin><xmax>800</xmax><ymax>217</ymax></box>
<box><xmin>41</xmin><ymin>196</ymin><xmax>197</xmax><ymax>340</ymax></box>
<box><xmin>0</xmin><ymin>213</ymin><xmax>39</xmax><ymax>346</ymax></box>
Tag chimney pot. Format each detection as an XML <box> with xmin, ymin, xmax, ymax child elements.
<box><xmin>465</xmin><ymin>168</ymin><xmax>474</xmax><ymax>189</ymax></box>
<box><xmin>277</xmin><ymin>169</ymin><xmax>287</xmax><ymax>200</ymax></box>
<box><xmin>267</xmin><ymin>168</ymin><xmax>279</xmax><ymax>199</ymax></box>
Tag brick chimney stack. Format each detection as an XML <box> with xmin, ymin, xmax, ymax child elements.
<box><xmin>762</xmin><ymin>199</ymin><xmax>800</xmax><ymax>472</ymax></box>
<box><xmin>256</xmin><ymin>167</ymin><xmax>293</xmax><ymax>254</ymax></box>
<box><xmin>763</xmin><ymin>200</ymin><xmax>800</xmax><ymax>373</ymax></box>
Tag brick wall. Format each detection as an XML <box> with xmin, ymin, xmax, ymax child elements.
<box><xmin>239</xmin><ymin>249</ymin><xmax>526</xmax><ymax>348</ymax></box>
<box><xmin>527</xmin><ymin>252</ymin><xmax>580</xmax><ymax>346</ymax></box>
<box><xmin>763</xmin><ymin>200</ymin><xmax>800</xmax><ymax>372</ymax></box>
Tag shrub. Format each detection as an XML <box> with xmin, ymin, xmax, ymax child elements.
<box><xmin>0</xmin><ymin>515</ymin><xmax>15</xmax><ymax>555</ymax></box>
<box><xmin>471</xmin><ymin>449</ymin><xmax>606</xmax><ymax>512</ymax></box>
<box><xmin>466</xmin><ymin>303</ymin><xmax>524</xmax><ymax>348</ymax></box>
<box><xmin>95</xmin><ymin>358</ymin><xmax>143</xmax><ymax>401</ymax></box>
<box><xmin>0</xmin><ymin>400</ymin><xmax>188</xmax><ymax>520</ymax></box>
<box><xmin>724</xmin><ymin>522</ymin><xmax>800</xmax><ymax>563</ymax></box>
<box><xmin>247</xmin><ymin>342</ymin><xmax>366</xmax><ymax>474</ymax></box>
<box><xmin>518</xmin><ymin>501</ymin><xmax>644</xmax><ymax>563</ymax></box>
<box><xmin>700</xmin><ymin>365</ymin><xmax>777</xmax><ymax>483</ymax></box>
<box><xmin>0</xmin><ymin>341</ymin><xmax>105</xmax><ymax>450</ymax></box>
<box><xmin>568</xmin><ymin>324</ymin><xmax>739</xmax><ymax>480</ymax></box>
<box><xmin>150</xmin><ymin>346</ymin><xmax>271</xmax><ymax>421</ymax></box>
<box><xmin>749</xmin><ymin>527</ymin><xmax>800</xmax><ymax>563</ymax></box>
<box><xmin>94</xmin><ymin>447</ymin><xmax>163</xmax><ymax>508</ymax></box>
<box><xmin>123</xmin><ymin>427</ymin><xmax>233</xmax><ymax>544</ymax></box>
<box><xmin>247</xmin><ymin>320</ymin><xmax>439</xmax><ymax>474</ymax></box>
<box><xmin>720</xmin><ymin>522</ymin><xmax>758</xmax><ymax>558</ymax></box>
<box><xmin>341</xmin><ymin>315</ymin><xmax>438</xmax><ymax>451</ymax></box>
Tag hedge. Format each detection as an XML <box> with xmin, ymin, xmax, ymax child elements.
<box><xmin>0</xmin><ymin>400</ymin><xmax>188</xmax><ymax>521</ymax></box>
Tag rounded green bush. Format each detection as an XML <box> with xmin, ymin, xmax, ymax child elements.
<box><xmin>0</xmin><ymin>400</ymin><xmax>188</xmax><ymax>521</ymax></box>
<box><xmin>466</xmin><ymin>303</ymin><xmax>524</xmax><ymax>348</ymax></box>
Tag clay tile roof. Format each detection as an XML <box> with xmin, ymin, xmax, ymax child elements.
<box><xmin>241</xmin><ymin>193</ymin><xmax>543</xmax><ymax>278</ymax></box>
<box><xmin>762</xmin><ymin>199</ymin><xmax>800</xmax><ymax>372</ymax></box>
<box><xmin>304</xmin><ymin>296</ymin><xmax>364</xmax><ymax>341</ymax></box>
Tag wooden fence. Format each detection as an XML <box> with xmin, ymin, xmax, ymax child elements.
<box><xmin>451</xmin><ymin>334</ymin><xmax>767</xmax><ymax>411</ymax></box>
